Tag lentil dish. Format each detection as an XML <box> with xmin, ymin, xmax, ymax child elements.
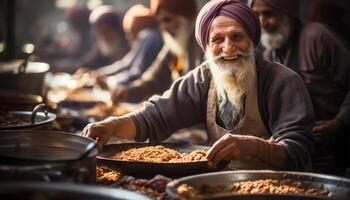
<box><xmin>111</xmin><ymin>145</ymin><xmax>207</xmax><ymax>163</ymax></box>
<box><xmin>176</xmin><ymin>178</ymin><xmax>329</xmax><ymax>198</ymax></box>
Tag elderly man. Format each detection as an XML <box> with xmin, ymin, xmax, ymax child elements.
<box><xmin>86</xmin><ymin>4</ymin><xmax>164</xmax><ymax>87</ymax></box>
<box><xmin>82</xmin><ymin>0</ymin><xmax>314</xmax><ymax>171</ymax></box>
<box><xmin>299</xmin><ymin>0</ymin><xmax>350</xmax><ymax>175</ymax></box>
<box><xmin>111</xmin><ymin>0</ymin><xmax>202</xmax><ymax>104</ymax></box>
<box><xmin>250</xmin><ymin>0</ymin><xmax>350</xmax><ymax>173</ymax></box>
<box><xmin>249</xmin><ymin>0</ymin><xmax>301</xmax><ymax>73</ymax></box>
<box><xmin>80</xmin><ymin>5</ymin><xmax>130</xmax><ymax>69</ymax></box>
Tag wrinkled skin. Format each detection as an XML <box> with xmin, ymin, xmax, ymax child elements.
<box><xmin>206</xmin><ymin>133</ymin><xmax>257</xmax><ymax>164</ymax></box>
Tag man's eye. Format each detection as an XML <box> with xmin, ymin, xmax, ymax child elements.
<box><xmin>211</xmin><ymin>38</ymin><xmax>223</xmax><ymax>43</ymax></box>
<box><xmin>161</xmin><ymin>17</ymin><xmax>172</xmax><ymax>23</ymax></box>
<box><xmin>232</xmin><ymin>34</ymin><xmax>244</xmax><ymax>41</ymax></box>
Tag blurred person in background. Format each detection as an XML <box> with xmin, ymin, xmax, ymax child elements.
<box><xmin>86</xmin><ymin>4</ymin><xmax>163</xmax><ymax>89</ymax></box>
<box><xmin>77</xmin><ymin>5</ymin><xmax>129</xmax><ymax>71</ymax></box>
<box><xmin>37</xmin><ymin>3</ymin><xmax>94</xmax><ymax>73</ymax></box>
<box><xmin>82</xmin><ymin>0</ymin><xmax>315</xmax><ymax>171</ymax></box>
<box><xmin>251</xmin><ymin>0</ymin><xmax>350</xmax><ymax>175</ymax></box>
<box><xmin>299</xmin><ymin>0</ymin><xmax>350</xmax><ymax>175</ymax></box>
<box><xmin>110</xmin><ymin>0</ymin><xmax>202</xmax><ymax>105</ymax></box>
<box><xmin>249</xmin><ymin>0</ymin><xmax>302</xmax><ymax>73</ymax></box>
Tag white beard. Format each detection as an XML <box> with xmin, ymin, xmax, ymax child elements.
<box><xmin>162</xmin><ymin>17</ymin><xmax>190</xmax><ymax>57</ymax></box>
<box><xmin>205</xmin><ymin>43</ymin><xmax>256</xmax><ymax>127</ymax></box>
<box><xmin>260</xmin><ymin>16</ymin><xmax>292</xmax><ymax>50</ymax></box>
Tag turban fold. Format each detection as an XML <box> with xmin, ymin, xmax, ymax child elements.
<box><xmin>195</xmin><ymin>0</ymin><xmax>261</xmax><ymax>51</ymax></box>
<box><xmin>65</xmin><ymin>4</ymin><xmax>91</xmax><ymax>31</ymax></box>
<box><xmin>123</xmin><ymin>4</ymin><xmax>157</xmax><ymax>36</ymax></box>
<box><xmin>248</xmin><ymin>0</ymin><xmax>300</xmax><ymax>19</ymax></box>
<box><xmin>150</xmin><ymin>0</ymin><xmax>197</xmax><ymax>20</ymax></box>
<box><xmin>89</xmin><ymin>5</ymin><xmax>122</xmax><ymax>29</ymax></box>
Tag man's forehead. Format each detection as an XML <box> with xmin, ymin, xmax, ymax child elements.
<box><xmin>252</xmin><ymin>0</ymin><xmax>276</xmax><ymax>12</ymax></box>
<box><xmin>157</xmin><ymin>8</ymin><xmax>179</xmax><ymax>19</ymax></box>
<box><xmin>209</xmin><ymin>16</ymin><xmax>245</xmax><ymax>34</ymax></box>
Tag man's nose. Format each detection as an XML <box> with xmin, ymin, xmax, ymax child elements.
<box><xmin>222</xmin><ymin>38</ymin><xmax>235</xmax><ymax>54</ymax></box>
<box><xmin>259</xmin><ymin>16</ymin><xmax>269</xmax><ymax>29</ymax></box>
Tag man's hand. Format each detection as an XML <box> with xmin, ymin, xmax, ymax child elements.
<box><xmin>81</xmin><ymin>117</ymin><xmax>117</xmax><ymax>145</ymax></box>
<box><xmin>312</xmin><ymin>119</ymin><xmax>342</xmax><ymax>147</ymax></box>
<box><xmin>206</xmin><ymin>134</ymin><xmax>256</xmax><ymax>164</ymax></box>
<box><xmin>112</xmin><ymin>85</ymin><xmax>128</xmax><ymax>105</ymax></box>
<box><xmin>81</xmin><ymin>116</ymin><xmax>137</xmax><ymax>145</ymax></box>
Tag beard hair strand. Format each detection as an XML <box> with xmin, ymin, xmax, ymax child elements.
<box><xmin>205</xmin><ymin>43</ymin><xmax>256</xmax><ymax>129</ymax></box>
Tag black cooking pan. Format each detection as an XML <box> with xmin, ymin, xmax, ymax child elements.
<box><xmin>97</xmin><ymin>143</ymin><xmax>228</xmax><ymax>178</ymax></box>
<box><xmin>166</xmin><ymin>170</ymin><xmax>350</xmax><ymax>200</ymax></box>
<box><xmin>0</xmin><ymin>104</ymin><xmax>56</xmax><ymax>130</ymax></box>
<box><xmin>0</xmin><ymin>89</ymin><xmax>43</xmax><ymax>111</ymax></box>
<box><xmin>0</xmin><ymin>182</ymin><xmax>152</xmax><ymax>200</ymax></box>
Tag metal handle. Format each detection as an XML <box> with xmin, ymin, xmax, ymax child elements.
<box><xmin>31</xmin><ymin>103</ymin><xmax>48</xmax><ymax>124</ymax></box>
<box><xmin>79</xmin><ymin>142</ymin><xmax>97</xmax><ymax>160</ymax></box>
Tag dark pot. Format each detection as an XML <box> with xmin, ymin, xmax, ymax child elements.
<box><xmin>0</xmin><ymin>130</ymin><xmax>98</xmax><ymax>183</ymax></box>
<box><xmin>0</xmin><ymin>104</ymin><xmax>56</xmax><ymax>130</ymax></box>
<box><xmin>0</xmin><ymin>60</ymin><xmax>49</xmax><ymax>96</ymax></box>
<box><xmin>0</xmin><ymin>182</ymin><xmax>152</xmax><ymax>200</ymax></box>
<box><xmin>0</xmin><ymin>90</ymin><xmax>43</xmax><ymax>111</ymax></box>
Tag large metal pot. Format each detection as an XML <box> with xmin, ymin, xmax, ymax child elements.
<box><xmin>0</xmin><ymin>89</ymin><xmax>43</xmax><ymax>111</ymax></box>
<box><xmin>0</xmin><ymin>60</ymin><xmax>49</xmax><ymax>96</ymax></box>
<box><xmin>167</xmin><ymin>170</ymin><xmax>350</xmax><ymax>200</ymax></box>
<box><xmin>0</xmin><ymin>130</ymin><xmax>98</xmax><ymax>183</ymax></box>
<box><xmin>0</xmin><ymin>182</ymin><xmax>152</xmax><ymax>200</ymax></box>
<box><xmin>0</xmin><ymin>104</ymin><xmax>56</xmax><ymax>130</ymax></box>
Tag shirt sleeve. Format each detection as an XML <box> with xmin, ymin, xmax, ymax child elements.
<box><xmin>119</xmin><ymin>28</ymin><xmax>164</xmax><ymax>84</ymax></box>
<box><xmin>260</xmin><ymin>62</ymin><xmax>315</xmax><ymax>171</ymax></box>
<box><xmin>130</xmin><ymin>65</ymin><xmax>210</xmax><ymax>142</ymax></box>
<box><xmin>300</xmin><ymin>22</ymin><xmax>350</xmax><ymax>125</ymax></box>
<box><xmin>126</xmin><ymin>46</ymin><xmax>175</xmax><ymax>103</ymax></box>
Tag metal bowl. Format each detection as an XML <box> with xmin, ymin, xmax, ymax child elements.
<box><xmin>166</xmin><ymin>170</ymin><xmax>350</xmax><ymax>200</ymax></box>
<box><xmin>0</xmin><ymin>103</ymin><xmax>56</xmax><ymax>130</ymax></box>
<box><xmin>97</xmin><ymin>143</ymin><xmax>228</xmax><ymax>178</ymax></box>
<box><xmin>0</xmin><ymin>182</ymin><xmax>152</xmax><ymax>200</ymax></box>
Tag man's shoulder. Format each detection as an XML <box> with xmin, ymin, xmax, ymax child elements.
<box><xmin>256</xmin><ymin>55</ymin><xmax>301</xmax><ymax>82</ymax></box>
<box><xmin>184</xmin><ymin>61</ymin><xmax>211</xmax><ymax>80</ymax></box>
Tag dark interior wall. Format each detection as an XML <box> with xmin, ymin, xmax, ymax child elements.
<box><xmin>0</xmin><ymin>0</ymin><xmax>349</xmax><ymax>60</ymax></box>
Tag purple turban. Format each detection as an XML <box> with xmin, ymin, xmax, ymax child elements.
<box><xmin>248</xmin><ymin>0</ymin><xmax>300</xmax><ymax>19</ymax></box>
<box><xmin>195</xmin><ymin>0</ymin><xmax>261</xmax><ymax>51</ymax></box>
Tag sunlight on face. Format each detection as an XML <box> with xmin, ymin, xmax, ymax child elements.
<box><xmin>208</xmin><ymin>16</ymin><xmax>252</xmax><ymax>71</ymax></box>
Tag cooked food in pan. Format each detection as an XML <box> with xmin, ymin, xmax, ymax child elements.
<box><xmin>0</xmin><ymin>111</ymin><xmax>30</xmax><ymax>126</ymax></box>
<box><xmin>96</xmin><ymin>166</ymin><xmax>123</xmax><ymax>184</ymax></box>
<box><xmin>176</xmin><ymin>178</ymin><xmax>329</xmax><ymax>198</ymax></box>
<box><xmin>111</xmin><ymin>145</ymin><xmax>207</xmax><ymax>163</ymax></box>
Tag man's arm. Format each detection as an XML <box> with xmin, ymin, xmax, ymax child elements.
<box><xmin>260</xmin><ymin>62</ymin><xmax>315</xmax><ymax>171</ymax></box>
<box><xmin>130</xmin><ymin>65</ymin><xmax>210</xmax><ymax>142</ymax></box>
<box><xmin>118</xmin><ymin>46</ymin><xmax>175</xmax><ymax>103</ymax></box>
<box><xmin>81</xmin><ymin>115</ymin><xmax>136</xmax><ymax>145</ymax></box>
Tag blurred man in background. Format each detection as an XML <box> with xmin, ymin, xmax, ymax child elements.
<box><xmin>249</xmin><ymin>0</ymin><xmax>301</xmax><ymax>73</ymax></box>
<box><xmin>79</xmin><ymin>5</ymin><xmax>129</xmax><ymax>70</ymax></box>
<box><xmin>111</xmin><ymin>0</ymin><xmax>202</xmax><ymax>104</ymax></box>
<box><xmin>88</xmin><ymin>4</ymin><xmax>164</xmax><ymax>88</ymax></box>
<box><xmin>299</xmin><ymin>0</ymin><xmax>350</xmax><ymax>175</ymax></box>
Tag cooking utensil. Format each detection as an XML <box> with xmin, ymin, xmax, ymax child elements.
<box><xmin>0</xmin><ymin>103</ymin><xmax>56</xmax><ymax>130</ymax></box>
<box><xmin>0</xmin><ymin>60</ymin><xmax>49</xmax><ymax>96</ymax></box>
<box><xmin>166</xmin><ymin>170</ymin><xmax>350</xmax><ymax>200</ymax></box>
<box><xmin>0</xmin><ymin>89</ymin><xmax>43</xmax><ymax>111</ymax></box>
<box><xmin>0</xmin><ymin>182</ymin><xmax>152</xmax><ymax>200</ymax></box>
<box><xmin>97</xmin><ymin>143</ymin><xmax>228</xmax><ymax>178</ymax></box>
<box><xmin>0</xmin><ymin>130</ymin><xmax>98</xmax><ymax>183</ymax></box>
